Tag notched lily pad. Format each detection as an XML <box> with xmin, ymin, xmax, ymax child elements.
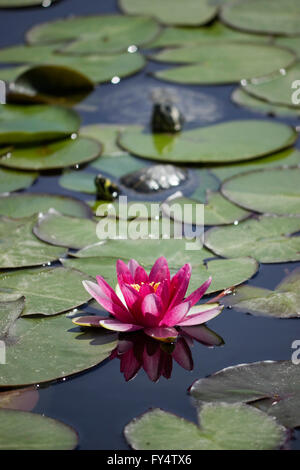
<box><xmin>0</xmin><ymin>104</ymin><xmax>80</xmax><ymax>145</ymax></box>
<box><xmin>190</xmin><ymin>360</ymin><xmax>300</xmax><ymax>428</ymax></box>
<box><xmin>124</xmin><ymin>403</ymin><xmax>286</xmax><ymax>450</ymax></box>
<box><xmin>119</xmin><ymin>121</ymin><xmax>297</xmax><ymax>164</ymax></box>
<box><xmin>0</xmin><ymin>409</ymin><xmax>78</xmax><ymax>450</ymax></box>
<box><xmin>221</xmin><ymin>167</ymin><xmax>300</xmax><ymax>216</ymax></box>
<box><xmin>0</xmin><ymin>267</ymin><xmax>92</xmax><ymax>316</ymax></box>
<box><xmin>205</xmin><ymin>215</ymin><xmax>300</xmax><ymax>263</ymax></box>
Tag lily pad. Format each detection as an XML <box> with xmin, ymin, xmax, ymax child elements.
<box><xmin>61</xmin><ymin>257</ymin><xmax>118</xmax><ymax>285</ymax></box>
<box><xmin>0</xmin><ymin>215</ymin><xmax>67</xmax><ymax>269</ymax></box>
<box><xmin>0</xmin><ymin>267</ymin><xmax>92</xmax><ymax>316</ymax></box>
<box><xmin>210</xmin><ymin>147</ymin><xmax>300</xmax><ymax>182</ymax></box>
<box><xmin>162</xmin><ymin>193</ymin><xmax>251</xmax><ymax>226</ymax></box>
<box><xmin>59</xmin><ymin>171</ymin><xmax>97</xmax><ymax>194</ymax></box>
<box><xmin>205</xmin><ymin>215</ymin><xmax>300</xmax><ymax>263</ymax></box>
<box><xmin>0</xmin><ymin>387</ymin><xmax>39</xmax><ymax>412</ymax></box>
<box><xmin>222</xmin><ymin>267</ymin><xmax>300</xmax><ymax>318</ymax></box>
<box><xmin>190</xmin><ymin>170</ymin><xmax>219</xmax><ymax>203</ymax></box>
<box><xmin>149</xmin><ymin>21</ymin><xmax>270</xmax><ymax>48</ymax></box>
<box><xmin>0</xmin><ymin>66</ymin><xmax>29</xmax><ymax>83</ymax></box>
<box><xmin>0</xmin><ymin>410</ymin><xmax>77</xmax><ymax>450</ymax></box>
<box><xmin>0</xmin><ymin>0</ymin><xmax>58</xmax><ymax>6</ymax></box>
<box><xmin>0</xmin><ymin>167</ymin><xmax>37</xmax><ymax>193</ymax></box>
<box><xmin>119</xmin><ymin>0</ymin><xmax>218</xmax><ymax>26</ymax></box>
<box><xmin>0</xmin><ymin>311</ymin><xmax>117</xmax><ymax>387</ymax></box>
<box><xmin>221</xmin><ymin>168</ymin><xmax>300</xmax><ymax>216</ymax></box>
<box><xmin>242</xmin><ymin>63</ymin><xmax>300</xmax><ymax>108</ymax></box>
<box><xmin>151</xmin><ymin>42</ymin><xmax>295</xmax><ymax>85</ymax></box>
<box><xmin>0</xmin><ymin>104</ymin><xmax>80</xmax><ymax>145</ymax></box>
<box><xmin>26</xmin><ymin>15</ymin><xmax>160</xmax><ymax>54</ymax></box>
<box><xmin>232</xmin><ymin>87</ymin><xmax>300</xmax><ymax>117</ymax></box>
<box><xmin>0</xmin><ymin>137</ymin><xmax>101</xmax><ymax>171</ymax></box>
<box><xmin>8</xmin><ymin>65</ymin><xmax>94</xmax><ymax>106</ymax></box>
<box><xmin>0</xmin><ymin>193</ymin><xmax>91</xmax><ymax>218</ymax></box>
<box><xmin>190</xmin><ymin>360</ymin><xmax>300</xmax><ymax>428</ymax></box>
<box><xmin>0</xmin><ymin>44</ymin><xmax>58</xmax><ymax>63</ymax></box>
<box><xmin>119</xmin><ymin>121</ymin><xmax>297</xmax><ymax>164</ymax></box>
<box><xmin>124</xmin><ymin>403</ymin><xmax>286</xmax><ymax>450</ymax></box>
<box><xmin>33</xmin><ymin>212</ymin><xmax>98</xmax><ymax>249</ymax></box>
<box><xmin>220</xmin><ymin>0</ymin><xmax>300</xmax><ymax>36</ymax></box>
<box><xmin>275</xmin><ymin>37</ymin><xmax>300</xmax><ymax>59</ymax></box>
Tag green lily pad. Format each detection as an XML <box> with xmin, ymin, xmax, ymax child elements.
<box><xmin>0</xmin><ymin>66</ymin><xmax>29</xmax><ymax>83</ymax></box>
<box><xmin>33</xmin><ymin>212</ymin><xmax>98</xmax><ymax>249</ymax></box>
<box><xmin>0</xmin><ymin>308</ymin><xmax>117</xmax><ymax>387</ymax></box>
<box><xmin>210</xmin><ymin>147</ymin><xmax>300</xmax><ymax>182</ymax></box>
<box><xmin>0</xmin><ymin>193</ymin><xmax>91</xmax><ymax>218</ymax></box>
<box><xmin>222</xmin><ymin>268</ymin><xmax>300</xmax><ymax>318</ymax></box>
<box><xmin>242</xmin><ymin>63</ymin><xmax>300</xmax><ymax>108</ymax></box>
<box><xmin>220</xmin><ymin>0</ymin><xmax>300</xmax><ymax>36</ymax></box>
<box><xmin>119</xmin><ymin>121</ymin><xmax>297</xmax><ymax>164</ymax></box>
<box><xmin>8</xmin><ymin>65</ymin><xmax>94</xmax><ymax>106</ymax></box>
<box><xmin>190</xmin><ymin>360</ymin><xmax>300</xmax><ymax>428</ymax></box>
<box><xmin>162</xmin><ymin>192</ymin><xmax>251</xmax><ymax>226</ymax></box>
<box><xmin>149</xmin><ymin>21</ymin><xmax>270</xmax><ymax>48</ymax></box>
<box><xmin>275</xmin><ymin>37</ymin><xmax>300</xmax><ymax>58</ymax></box>
<box><xmin>92</xmin><ymin>154</ymin><xmax>146</xmax><ymax>176</ymax></box>
<box><xmin>93</xmin><ymin>200</ymin><xmax>158</xmax><ymax>220</ymax></box>
<box><xmin>0</xmin><ymin>297</ymin><xmax>25</xmax><ymax>339</ymax></box>
<box><xmin>0</xmin><ymin>409</ymin><xmax>77</xmax><ymax>450</ymax></box>
<box><xmin>152</xmin><ymin>42</ymin><xmax>295</xmax><ymax>85</ymax></box>
<box><xmin>61</xmin><ymin>257</ymin><xmax>118</xmax><ymax>286</ymax></box>
<box><xmin>0</xmin><ymin>168</ymin><xmax>37</xmax><ymax>193</ymax></box>
<box><xmin>0</xmin><ymin>104</ymin><xmax>80</xmax><ymax>145</ymax></box>
<box><xmin>205</xmin><ymin>215</ymin><xmax>300</xmax><ymax>263</ymax></box>
<box><xmin>26</xmin><ymin>15</ymin><xmax>160</xmax><ymax>54</ymax></box>
<box><xmin>221</xmin><ymin>168</ymin><xmax>300</xmax><ymax>216</ymax></box>
<box><xmin>0</xmin><ymin>0</ymin><xmax>59</xmax><ymax>6</ymax></box>
<box><xmin>0</xmin><ymin>215</ymin><xmax>67</xmax><ymax>268</ymax></box>
<box><xmin>59</xmin><ymin>171</ymin><xmax>97</xmax><ymax>194</ymax></box>
<box><xmin>124</xmin><ymin>403</ymin><xmax>286</xmax><ymax>450</ymax></box>
<box><xmin>0</xmin><ymin>44</ymin><xmax>57</xmax><ymax>64</ymax></box>
<box><xmin>0</xmin><ymin>137</ymin><xmax>101</xmax><ymax>171</ymax></box>
<box><xmin>0</xmin><ymin>267</ymin><xmax>92</xmax><ymax>316</ymax></box>
<box><xmin>119</xmin><ymin>0</ymin><xmax>218</xmax><ymax>26</ymax></box>
<box><xmin>190</xmin><ymin>170</ymin><xmax>219</xmax><ymax>203</ymax></box>
<box><xmin>232</xmin><ymin>87</ymin><xmax>300</xmax><ymax>117</ymax></box>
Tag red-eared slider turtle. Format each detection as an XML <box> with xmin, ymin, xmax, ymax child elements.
<box><xmin>151</xmin><ymin>88</ymin><xmax>184</xmax><ymax>133</ymax></box>
<box><xmin>95</xmin><ymin>164</ymin><xmax>191</xmax><ymax>200</ymax></box>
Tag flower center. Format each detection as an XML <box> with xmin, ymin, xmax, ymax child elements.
<box><xmin>131</xmin><ymin>281</ymin><xmax>160</xmax><ymax>293</ymax></box>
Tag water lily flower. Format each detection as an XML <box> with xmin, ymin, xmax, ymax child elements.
<box><xmin>75</xmin><ymin>257</ymin><xmax>223</xmax><ymax>342</ymax></box>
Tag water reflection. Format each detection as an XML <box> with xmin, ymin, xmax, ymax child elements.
<box><xmin>110</xmin><ymin>325</ymin><xmax>224</xmax><ymax>382</ymax></box>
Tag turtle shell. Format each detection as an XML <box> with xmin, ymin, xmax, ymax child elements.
<box><xmin>120</xmin><ymin>164</ymin><xmax>188</xmax><ymax>193</ymax></box>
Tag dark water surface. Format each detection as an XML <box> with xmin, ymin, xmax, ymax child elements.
<box><xmin>1</xmin><ymin>0</ymin><xmax>300</xmax><ymax>450</ymax></box>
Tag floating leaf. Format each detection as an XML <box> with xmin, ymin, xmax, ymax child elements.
<box><xmin>190</xmin><ymin>360</ymin><xmax>300</xmax><ymax>428</ymax></box>
<box><xmin>151</xmin><ymin>43</ymin><xmax>295</xmax><ymax>85</ymax></box>
<box><xmin>221</xmin><ymin>168</ymin><xmax>300</xmax><ymax>216</ymax></box>
<box><xmin>0</xmin><ymin>66</ymin><xmax>29</xmax><ymax>83</ymax></box>
<box><xmin>222</xmin><ymin>267</ymin><xmax>300</xmax><ymax>318</ymax></box>
<box><xmin>119</xmin><ymin>0</ymin><xmax>218</xmax><ymax>26</ymax></box>
<box><xmin>232</xmin><ymin>87</ymin><xmax>300</xmax><ymax>117</ymax></box>
<box><xmin>0</xmin><ymin>215</ymin><xmax>67</xmax><ymax>269</ymax></box>
<box><xmin>33</xmin><ymin>212</ymin><xmax>98</xmax><ymax>249</ymax></box>
<box><xmin>0</xmin><ymin>267</ymin><xmax>92</xmax><ymax>316</ymax></box>
<box><xmin>149</xmin><ymin>21</ymin><xmax>270</xmax><ymax>48</ymax></box>
<box><xmin>0</xmin><ymin>297</ymin><xmax>25</xmax><ymax>339</ymax></box>
<box><xmin>0</xmin><ymin>193</ymin><xmax>91</xmax><ymax>218</ymax></box>
<box><xmin>0</xmin><ymin>0</ymin><xmax>58</xmax><ymax>7</ymax></box>
<box><xmin>190</xmin><ymin>170</ymin><xmax>219</xmax><ymax>203</ymax></box>
<box><xmin>61</xmin><ymin>257</ymin><xmax>118</xmax><ymax>285</ymax></box>
<box><xmin>0</xmin><ymin>167</ymin><xmax>37</xmax><ymax>193</ymax></box>
<box><xmin>59</xmin><ymin>171</ymin><xmax>97</xmax><ymax>194</ymax></box>
<box><xmin>275</xmin><ymin>36</ymin><xmax>300</xmax><ymax>59</ymax></box>
<box><xmin>0</xmin><ymin>310</ymin><xmax>117</xmax><ymax>387</ymax></box>
<box><xmin>0</xmin><ymin>387</ymin><xmax>39</xmax><ymax>412</ymax></box>
<box><xmin>0</xmin><ymin>104</ymin><xmax>80</xmax><ymax>145</ymax></box>
<box><xmin>0</xmin><ymin>44</ymin><xmax>58</xmax><ymax>63</ymax></box>
<box><xmin>242</xmin><ymin>63</ymin><xmax>300</xmax><ymax>108</ymax></box>
<box><xmin>0</xmin><ymin>137</ymin><xmax>100</xmax><ymax>171</ymax></box>
<box><xmin>26</xmin><ymin>15</ymin><xmax>160</xmax><ymax>54</ymax></box>
<box><xmin>92</xmin><ymin>154</ymin><xmax>146</xmax><ymax>176</ymax></box>
<box><xmin>0</xmin><ymin>409</ymin><xmax>77</xmax><ymax>450</ymax></box>
<box><xmin>124</xmin><ymin>403</ymin><xmax>286</xmax><ymax>450</ymax></box>
<box><xmin>162</xmin><ymin>193</ymin><xmax>251</xmax><ymax>226</ymax></box>
<box><xmin>205</xmin><ymin>215</ymin><xmax>300</xmax><ymax>263</ymax></box>
<box><xmin>8</xmin><ymin>65</ymin><xmax>94</xmax><ymax>106</ymax></box>
<box><xmin>119</xmin><ymin>121</ymin><xmax>297</xmax><ymax>164</ymax></box>
<box><xmin>220</xmin><ymin>0</ymin><xmax>300</xmax><ymax>36</ymax></box>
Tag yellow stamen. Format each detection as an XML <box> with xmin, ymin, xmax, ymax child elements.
<box><xmin>131</xmin><ymin>281</ymin><xmax>160</xmax><ymax>292</ymax></box>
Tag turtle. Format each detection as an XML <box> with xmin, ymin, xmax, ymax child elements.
<box><xmin>151</xmin><ymin>88</ymin><xmax>185</xmax><ymax>133</ymax></box>
<box><xmin>95</xmin><ymin>164</ymin><xmax>191</xmax><ymax>201</ymax></box>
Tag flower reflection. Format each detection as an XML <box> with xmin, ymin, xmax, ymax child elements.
<box><xmin>110</xmin><ymin>325</ymin><xmax>224</xmax><ymax>382</ymax></box>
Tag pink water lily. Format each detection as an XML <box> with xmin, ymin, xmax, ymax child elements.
<box><xmin>76</xmin><ymin>257</ymin><xmax>223</xmax><ymax>342</ymax></box>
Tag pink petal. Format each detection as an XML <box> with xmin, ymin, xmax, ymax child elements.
<box><xmin>180</xmin><ymin>325</ymin><xmax>224</xmax><ymax>347</ymax></box>
<box><xmin>99</xmin><ymin>318</ymin><xmax>143</xmax><ymax>332</ymax></box>
<box><xmin>134</xmin><ymin>265</ymin><xmax>149</xmax><ymax>284</ymax></box>
<box><xmin>169</xmin><ymin>264</ymin><xmax>191</xmax><ymax>308</ymax></box>
<box><xmin>118</xmin><ymin>282</ymin><xmax>139</xmax><ymax>310</ymax></box>
<box><xmin>142</xmin><ymin>346</ymin><xmax>162</xmax><ymax>382</ymax></box>
<box><xmin>128</xmin><ymin>259</ymin><xmax>140</xmax><ymax>278</ymax></box>
<box><xmin>185</xmin><ymin>277</ymin><xmax>212</xmax><ymax>306</ymax></box>
<box><xmin>72</xmin><ymin>315</ymin><xmax>107</xmax><ymax>328</ymax></box>
<box><xmin>149</xmin><ymin>257</ymin><xmax>170</xmax><ymax>283</ymax></box>
<box><xmin>177</xmin><ymin>306</ymin><xmax>223</xmax><ymax>326</ymax></box>
<box><xmin>116</xmin><ymin>259</ymin><xmax>134</xmax><ymax>284</ymax></box>
<box><xmin>142</xmin><ymin>293</ymin><xmax>164</xmax><ymax>326</ymax></box>
<box><xmin>144</xmin><ymin>326</ymin><xmax>178</xmax><ymax>342</ymax></box>
<box><xmin>160</xmin><ymin>301</ymin><xmax>191</xmax><ymax>327</ymax></box>
<box><xmin>120</xmin><ymin>348</ymin><xmax>141</xmax><ymax>381</ymax></box>
<box><xmin>83</xmin><ymin>279</ymin><xmax>133</xmax><ymax>323</ymax></box>
<box><xmin>155</xmin><ymin>279</ymin><xmax>170</xmax><ymax>310</ymax></box>
<box><xmin>172</xmin><ymin>337</ymin><xmax>193</xmax><ymax>371</ymax></box>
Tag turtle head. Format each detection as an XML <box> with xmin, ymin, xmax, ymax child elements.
<box><xmin>94</xmin><ymin>174</ymin><xmax>121</xmax><ymax>201</ymax></box>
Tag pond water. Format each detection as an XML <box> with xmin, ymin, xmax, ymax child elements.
<box><xmin>0</xmin><ymin>0</ymin><xmax>299</xmax><ymax>450</ymax></box>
